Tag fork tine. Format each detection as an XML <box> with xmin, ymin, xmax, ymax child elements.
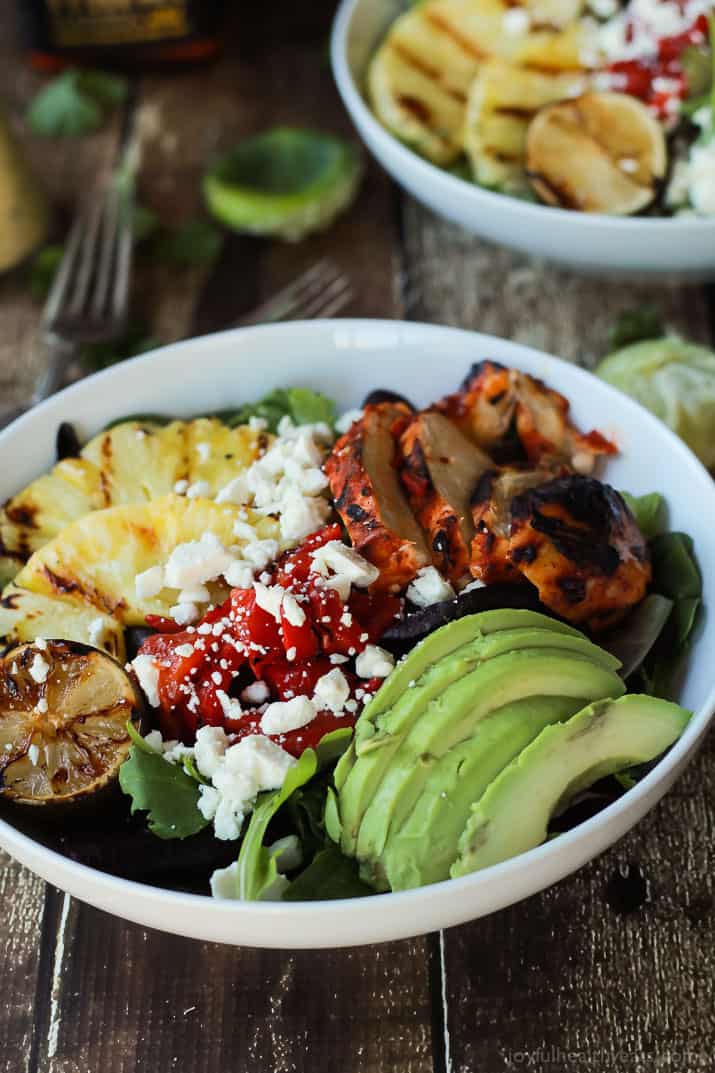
<box><xmin>286</xmin><ymin>274</ymin><xmax>353</xmax><ymax>321</ymax></box>
<box><xmin>41</xmin><ymin>211</ymin><xmax>86</xmax><ymax>333</ymax></box>
<box><xmin>110</xmin><ymin>204</ymin><xmax>132</xmax><ymax>324</ymax></box>
<box><xmin>90</xmin><ymin>186</ymin><xmax>120</xmax><ymax>319</ymax></box>
<box><xmin>66</xmin><ymin>195</ymin><xmax>105</xmax><ymax>319</ymax></box>
<box><xmin>238</xmin><ymin>259</ymin><xmax>343</xmax><ymax>326</ymax></box>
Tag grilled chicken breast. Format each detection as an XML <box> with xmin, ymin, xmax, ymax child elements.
<box><xmin>508</xmin><ymin>476</ymin><xmax>651</xmax><ymax>629</ymax></box>
<box><xmin>325</xmin><ymin>404</ymin><xmax>430</xmax><ymax>592</ymax></box>
<box><xmin>400</xmin><ymin>411</ymin><xmax>492</xmax><ymax>584</ymax></box>
<box><xmin>436</xmin><ymin>361</ymin><xmax>616</xmax><ymax>471</ymax></box>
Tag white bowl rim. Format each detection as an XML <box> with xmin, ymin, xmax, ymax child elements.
<box><xmin>330</xmin><ymin>0</ymin><xmax>715</xmax><ymax>235</ymax></box>
<box><xmin>0</xmin><ymin>317</ymin><xmax>713</xmax><ymax>934</ymax></box>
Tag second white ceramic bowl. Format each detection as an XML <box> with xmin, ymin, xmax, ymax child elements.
<box><xmin>331</xmin><ymin>0</ymin><xmax>715</xmax><ymax>278</ymax></box>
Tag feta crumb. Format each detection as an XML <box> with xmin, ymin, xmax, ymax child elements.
<box><xmin>461</xmin><ymin>578</ymin><xmax>486</xmax><ymax>594</ymax></box>
<box><xmin>261</xmin><ymin>695</ymin><xmax>317</xmax><ymax>735</ymax></box>
<box><xmin>173</xmin><ymin>479</ymin><xmax>189</xmax><ymax>495</ymax></box>
<box><xmin>211</xmin><ymin>670</ymin><xmax>223</xmax><ymax>686</ymax></box>
<box><xmin>406</xmin><ymin>566</ymin><xmax>455</xmax><ymax>608</ymax></box>
<box><xmin>186</xmin><ymin>480</ymin><xmax>211</xmax><ymax>500</ymax></box>
<box><xmin>286</xmin><ymin>646</ymin><xmax>297</xmax><ymax>662</ymax></box>
<box><xmin>329</xmin><ymin>653</ymin><xmax>349</xmax><ymax>665</ymax></box>
<box><xmin>313</xmin><ymin>668</ymin><xmax>350</xmax><ymax>714</ymax></box>
<box><xmin>282</xmin><ymin>592</ymin><xmax>306</xmax><ymax>627</ymax></box>
<box><xmin>355</xmin><ymin>644</ymin><xmax>395</xmax><ymax>679</ymax></box>
<box><xmin>311</xmin><ymin>541</ymin><xmax>379</xmax><ymax>599</ymax></box>
<box><xmin>28</xmin><ymin>744</ymin><xmax>40</xmax><ymax>765</ymax></box>
<box><xmin>143</xmin><ymin>730</ymin><xmax>164</xmax><ymax>752</ymax></box>
<box><xmin>249</xmin><ymin>416</ymin><xmax>269</xmax><ymax>432</ymax></box>
<box><xmin>164</xmin><ymin>532</ymin><xmax>235</xmax><ymax>590</ymax></box>
<box><xmin>131</xmin><ymin>654</ymin><xmax>160</xmax><ymax>707</ymax></box>
<box><xmin>200</xmin><ymin>735</ymin><xmax>296</xmax><ymax>840</ymax></box>
<box><xmin>217</xmin><ymin>475</ymin><xmax>250</xmax><ymax>506</ymax></box>
<box><xmin>335</xmin><ymin>408</ymin><xmax>364</xmax><ymax>434</ymax></box>
<box><xmin>210</xmin><ymin>859</ymin><xmax>239</xmax><ymax>899</ymax></box>
<box><xmin>29</xmin><ymin>653</ymin><xmax>49</xmax><ymax>684</ymax></box>
<box><xmin>279</xmin><ymin>489</ymin><xmax>330</xmax><ymax>544</ymax></box>
<box><xmin>502</xmin><ymin>8</ymin><xmax>530</xmax><ymax>33</ymax></box>
<box><xmin>254</xmin><ymin>582</ymin><xmax>286</xmax><ymax>622</ymax></box>
<box><xmin>34</xmin><ymin>637</ymin><xmax>47</xmax><ymax>651</ymax></box>
<box><xmin>224</xmin><ymin>560</ymin><xmax>254</xmax><ymax>589</ymax></box>
<box><xmin>345</xmin><ymin>699</ymin><xmax>358</xmax><ymax>713</ymax></box>
<box><xmin>241</xmin><ymin>680</ymin><xmax>270</xmax><ymax>705</ymax></box>
<box><xmin>242</xmin><ymin>539</ymin><xmax>280</xmax><ymax>571</ymax></box>
<box><xmin>178</xmin><ymin>585</ymin><xmax>211</xmax><ymax>604</ymax></box>
<box><xmin>196</xmin><ymin>442</ymin><xmax>211</xmax><ymax>462</ymax></box>
<box><xmin>174</xmin><ymin>643</ymin><xmax>195</xmax><ymax>658</ymax></box>
<box><xmin>216</xmin><ymin>689</ymin><xmax>243</xmax><ymax>720</ymax></box>
<box><xmin>194</xmin><ymin>725</ymin><xmax>230</xmax><ymax>779</ymax></box>
<box><xmin>170</xmin><ymin>602</ymin><xmax>200</xmax><ymax>625</ymax></box>
<box><xmin>35</xmin><ymin>697</ymin><xmax>48</xmax><ymax>715</ymax></box>
<box><xmin>135</xmin><ymin>564</ymin><xmax>165</xmax><ymax>599</ymax></box>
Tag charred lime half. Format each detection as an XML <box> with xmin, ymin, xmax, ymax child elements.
<box><xmin>0</xmin><ymin>640</ymin><xmax>142</xmax><ymax>805</ymax></box>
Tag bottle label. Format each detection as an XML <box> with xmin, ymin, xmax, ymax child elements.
<box><xmin>46</xmin><ymin>1</ymin><xmax>194</xmax><ymax>47</ymax></box>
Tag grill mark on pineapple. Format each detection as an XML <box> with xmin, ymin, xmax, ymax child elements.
<box><xmin>99</xmin><ymin>434</ymin><xmax>114</xmax><ymax>507</ymax></box>
<box><xmin>5</xmin><ymin>502</ymin><xmax>39</xmax><ymax>530</ymax></box>
<box><xmin>391</xmin><ymin>43</ymin><xmax>468</xmax><ymax>104</ymax></box>
<box><xmin>526</xmin><ymin>168</ymin><xmax>582</xmax><ymax>208</ymax></box>
<box><xmin>493</xmin><ymin>106</ymin><xmax>536</xmax><ymax>120</ymax></box>
<box><xmin>128</xmin><ymin>523</ymin><xmax>160</xmax><ymax>548</ymax></box>
<box><xmin>423</xmin><ymin>11</ymin><xmax>488</xmax><ymax>62</ymax></box>
<box><xmin>42</xmin><ymin>566</ymin><xmax>124</xmax><ymax>615</ymax></box>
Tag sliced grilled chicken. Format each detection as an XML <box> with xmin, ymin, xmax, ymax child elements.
<box><xmin>400</xmin><ymin>412</ymin><xmax>492</xmax><ymax>584</ymax></box>
<box><xmin>0</xmin><ymin>418</ymin><xmax>269</xmax><ymax>572</ymax></box>
<box><xmin>464</xmin><ymin>58</ymin><xmax>586</xmax><ymax>192</ymax></box>
<box><xmin>526</xmin><ymin>92</ymin><xmax>667</xmax><ymax>214</ymax></box>
<box><xmin>470</xmin><ymin>465</ymin><xmax>559</xmax><ymax>584</ymax></box>
<box><xmin>508</xmin><ymin>476</ymin><xmax>651</xmax><ymax>629</ymax></box>
<box><xmin>436</xmin><ymin>361</ymin><xmax>616</xmax><ymax>471</ymax></box>
<box><xmin>325</xmin><ymin>404</ymin><xmax>430</xmax><ymax>592</ymax></box>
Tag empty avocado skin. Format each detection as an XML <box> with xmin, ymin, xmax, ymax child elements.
<box><xmin>451</xmin><ymin>693</ymin><xmax>691</xmax><ymax>877</ymax></box>
<box><xmin>335</xmin><ymin>614</ymin><xmax>620</xmax><ymax>864</ymax></box>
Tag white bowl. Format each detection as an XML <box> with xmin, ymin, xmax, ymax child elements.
<box><xmin>331</xmin><ymin>0</ymin><xmax>715</xmax><ymax>278</ymax></box>
<box><xmin>0</xmin><ymin>320</ymin><xmax>713</xmax><ymax>948</ymax></box>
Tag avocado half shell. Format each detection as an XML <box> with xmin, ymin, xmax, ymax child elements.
<box><xmin>0</xmin><ymin>640</ymin><xmax>143</xmax><ymax>806</ymax></box>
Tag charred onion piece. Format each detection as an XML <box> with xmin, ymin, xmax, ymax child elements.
<box><xmin>470</xmin><ymin>466</ymin><xmax>559</xmax><ymax>584</ymax></box>
<box><xmin>0</xmin><ymin>640</ymin><xmax>142</xmax><ymax>805</ymax></box>
<box><xmin>324</xmin><ymin>403</ymin><xmax>430</xmax><ymax>592</ymax></box>
<box><xmin>508</xmin><ymin>476</ymin><xmax>651</xmax><ymax>631</ymax></box>
<box><xmin>362</xmin><ymin>388</ymin><xmax>415</xmax><ymax>410</ymax></box>
<box><xmin>400</xmin><ymin>412</ymin><xmax>492</xmax><ymax>584</ymax></box>
<box><xmin>436</xmin><ymin>361</ymin><xmax>616</xmax><ymax>471</ymax></box>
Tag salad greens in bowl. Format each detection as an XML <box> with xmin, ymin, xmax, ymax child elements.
<box><xmin>0</xmin><ymin>320</ymin><xmax>712</xmax><ymax>948</ymax></box>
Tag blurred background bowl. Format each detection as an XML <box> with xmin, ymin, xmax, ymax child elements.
<box><xmin>331</xmin><ymin>0</ymin><xmax>715</xmax><ymax>279</ymax></box>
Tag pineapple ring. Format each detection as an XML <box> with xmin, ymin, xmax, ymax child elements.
<box><xmin>0</xmin><ymin>640</ymin><xmax>141</xmax><ymax>805</ymax></box>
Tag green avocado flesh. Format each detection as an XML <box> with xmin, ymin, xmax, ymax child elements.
<box><xmin>451</xmin><ymin>694</ymin><xmax>691</xmax><ymax>877</ymax></box>
<box><xmin>336</xmin><ymin>626</ymin><xmax>622</xmax><ymax>864</ymax></box>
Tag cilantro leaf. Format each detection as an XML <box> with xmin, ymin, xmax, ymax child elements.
<box><xmin>119</xmin><ymin>731</ymin><xmax>209</xmax><ymax>841</ymax></box>
<box><xmin>152</xmin><ymin>219</ymin><xmax>223</xmax><ymax>267</ymax></box>
<box><xmin>27</xmin><ymin>69</ymin><xmax>127</xmax><ymax>137</ymax></box>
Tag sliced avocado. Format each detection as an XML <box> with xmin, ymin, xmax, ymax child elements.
<box><xmin>353</xmin><ymin>650</ymin><xmax>624</xmax><ymax>880</ymax></box>
<box><xmin>337</xmin><ymin>624</ymin><xmax>620</xmax><ymax>855</ymax></box>
<box><xmin>334</xmin><ymin>608</ymin><xmax>582</xmax><ymax>792</ymax></box>
<box><xmin>452</xmin><ymin>693</ymin><xmax>691</xmax><ymax>877</ymax></box>
<box><xmin>381</xmin><ymin>695</ymin><xmax>582</xmax><ymax>891</ymax></box>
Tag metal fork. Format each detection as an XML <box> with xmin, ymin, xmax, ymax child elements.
<box><xmin>34</xmin><ymin>182</ymin><xmax>133</xmax><ymax>401</ymax></box>
<box><xmin>237</xmin><ymin>259</ymin><xmax>354</xmax><ymax>326</ymax></box>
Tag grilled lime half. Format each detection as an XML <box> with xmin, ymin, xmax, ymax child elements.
<box><xmin>203</xmin><ymin>127</ymin><xmax>363</xmax><ymax>241</ymax></box>
<box><xmin>0</xmin><ymin>640</ymin><xmax>142</xmax><ymax>805</ymax></box>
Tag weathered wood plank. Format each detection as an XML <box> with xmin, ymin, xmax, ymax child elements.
<box><xmin>0</xmin><ymin>851</ymin><xmax>47</xmax><ymax>1073</ymax></box>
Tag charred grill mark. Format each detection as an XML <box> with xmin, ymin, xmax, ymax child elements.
<box><xmin>460</xmin><ymin>360</ymin><xmax>506</xmax><ymax>392</ymax></box>
<box><xmin>484</xmin><ymin>148</ymin><xmax>523</xmax><ymax>163</ymax></box>
<box><xmin>42</xmin><ymin>566</ymin><xmax>123</xmax><ymax>615</ymax></box>
<box><xmin>511</xmin><ymin>543</ymin><xmax>537</xmax><ymax>565</ymax></box>
<box><xmin>361</xmin><ymin>486</ymin><xmax>371</xmax><ymax>497</ymax></box>
<box><xmin>99</xmin><ymin>433</ymin><xmax>113</xmax><ymax>506</ymax></box>
<box><xmin>347</xmin><ymin>504</ymin><xmax>371</xmax><ymax>524</ymax></box>
<box><xmin>433</xmin><ymin>530</ymin><xmax>450</xmax><ymax>557</ymax></box>
<box><xmin>470</xmin><ymin>469</ymin><xmax>497</xmax><ymax>510</ymax></box>
<box><xmin>494</xmin><ymin>106</ymin><xmax>537</xmax><ymax>120</ymax></box>
<box><xmin>5</xmin><ymin>503</ymin><xmax>39</xmax><ymax>529</ymax></box>
<box><xmin>397</xmin><ymin>95</ymin><xmax>432</xmax><ymax>125</ymax></box>
<box><xmin>526</xmin><ymin>169</ymin><xmax>582</xmax><ymax>209</ymax></box>
<box><xmin>335</xmin><ymin>482</ymin><xmax>352</xmax><ymax>512</ymax></box>
<box><xmin>390</xmin><ymin>41</ymin><xmax>467</xmax><ymax>105</ymax></box>
<box><xmin>558</xmin><ymin>576</ymin><xmax>587</xmax><ymax>604</ymax></box>
<box><xmin>0</xmin><ymin>592</ymin><xmax>20</xmax><ymax>609</ymax></box>
<box><xmin>424</xmin><ymin>11</ymin><xmax>488</xmax><ymax>61</ymax></box>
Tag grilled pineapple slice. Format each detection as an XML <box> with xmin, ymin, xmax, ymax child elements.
<box><xmin>0</xmin><ymin>587</ymin><xmax>125</xmax><ymax>661</ymax></box>
<box><xmin>368</xmin><ymin>0</ymin><xmax>520</xmax><ymax>165</ymax></box>
<box><xmin>0</xmin><ymin>418</ymin><xmax>269</xmax><ymax>572</ymax></box>
<box><xmin>526</xmin><ymin>92</ymin><xmax>667</xmax><ymax>214</ymax></box>
<box><xmin>11</xmin><ymin>495</ymin><xmax>279</xmax><ymax>627</ymax></box>
<box><xmin>464</xmin><ymin>56</ymin><xmax>586</xmax><ymax>192</ymax></box>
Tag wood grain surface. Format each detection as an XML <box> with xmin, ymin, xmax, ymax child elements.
<box><xmin>0</xmin><ymin>4</ymin><xmax>713</xmax><ymax>1072</ymax></box>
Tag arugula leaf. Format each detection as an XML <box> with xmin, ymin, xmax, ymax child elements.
<box><xmin>152</xmin><ymin>219</ymin><xmax>223</xmax><ymax>267</ymax></box>
<box><xmin>621</xmin><ymin>491</ymin><xmax>666</xmax><ymax>539</ymax></box>
<box><xmin>27</xmin><ymin>69</ymin><xmax>127</xmax><ymax>137</ymax></box>
<box><xmin>286</xmin><ymin>387</ymin><xmax>336</xmax><ymax>428</ymax></box>
<box><xmin>283</xmin><ymin>844</ymin><xmax>374</xmax><ymax>901</ymax></box>
<box><xmin>227</xmin><ymin>386</ymin><xmax>337</xmax><ymax>433</ymax></box>
<box><xmin>119</xmin><ymin>728</ymin><xmax>209</xmax><ymax>840</ymax></box>
<box><xmin>608</xmin><ymin>307</ymin><xmax>664</xmax><ymax>351</ymax></box>
<box><xmin>237</xmin><ymin>748</ymin><xmax>319</xmax><ymax>901</ymax></box>
<box><xmin>600</xmin><ymin>593</ymin><xmax>674</xmax><ymax>680</ymax></box>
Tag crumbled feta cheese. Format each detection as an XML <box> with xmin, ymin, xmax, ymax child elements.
<box><xmin>281</xmin><ymin>592</ymin><xmax>306</xmax><ymax>627</ymax></box>
<box><xmin>28</xmin><ymin>744</ymin><xmax>40</xmax><ymax>766</ymax></box>
<box><xmin>503</xmin><ymin>8</ymin><xmax>530</xmax><ymax>33</ymax></box>
<box><xmin>173</xmin><ymin>643</ymin><xmax>195</xmax><ymax>658</ymax></box>
<box><xmin>407</xmin><ymin>566</ymin><xmax>455</xmax><ymax>608</ymax></box>
<box><xmin>335</xmin><ymin>408</ymin><xmax>363</xmax><ymax>434</ymax></box>
<box><xmin>254</xmin><ymin>582</ymin><xmax>286</xmax><ymax>622</ymax></box>
<box><xmin>164</xmin><ymin>532</ymin><xmax>235</xmax><ymax>590</ymax></box>
<box><xmin>313</xmin><ymin>668</ymin><xmax>350</xmax><ymax>714</ymax></box>
<box><xmin>242</xmin><ymin>539</ymin><xmax>280</xmax><ymax>571</ymax></box>
<box><xmin>286</xmin><ymin>646</ymin><xmax>297</xmax><ymax>662</ymax></box>
<box><xmin>29</xmin><ymin>653</ymin><xmax>49</xmax><ymax>684</ymax></box>
<box><xmin>216</xmin><ymin>689</ymin><xmax>243</xmax><ymax>720</ymax></box>
<box><xmin>279</xmin><ymin>489</ymin><xmax>330</xmax><ymax>544</ymax></box>
<box><xmin>136</xmin><ymin>564</ymin><xmax>165</xmax><ymax>600</ymax></box>
<box><xmin>224</xmin><ymin>560</ymin><xmax>254</xmax><ymax>589</ymax></box>
<box><xmin>199</xmin><ymin>734</ymin><xmax>296</xmax><ymax>841</ymax></box>
<box><xmin>355</xmin><ymin>645</ymin><xmax>395</xmax><ymax>679</ymax></box>
<box><xmin>216</xmin><ymin>475</ymin><xmax>250</xmax><ymax>506</ymax></box>
<box><xmin>35</xmin><ymin>697</ymin><xmax>48</xmax><ymax>715</ymax></box>
<box><xmin>173</xmin><ymin>479</ymin><xmax>189</xmax><ymax>495</ymax></box>
<box><xmin>311</xmin><ymin>541</ymin><xmax>379</xmax><ymax>600</ymax></box>
<box><xmin>196</xmin><ymin>442</ymin><xmax>211</xmax><ymax>462</ymax></box>
<box><xmin>249</xmin><ymin>416</ymin><xmax>268</xmax><ymax>432</ymax></box>
<box><xmin>211</xmin><ymin>670</ymin><xmax>223</xmax><ymax>686</ymax></box>
<box><xmin>210</xmin><ymin>859</ymin><xmax>239</xmax><ymax>899</ymax></box>
<box><xmin>186</xmin><ymin>480</ymin><xmax>211</xmax><ymax>500</ymax></box>
<box><xmin>241</xmin><ymin>680</ymin><xmax>270</xmax><ymax>705</ymax></box>
<box><xmin>131</xmin><ymin>653</ymin><xmax>160</xmax><ymax>707</ymax></box>
<box><xmin>194</xmin><ymin>725</ymin><xmax>230</xmax><ymax>779</ymax></box>
<box><xmin>143</xmin><ymin>730</ymin><xmax>164</xmax><ymax>752</ymax></box>
<box><xmin>329</xmin><ymin>653</ymin><xmax>349</xmax><ymax>665</ymax></box>
<box><xmin>179</xmin><ymin>585</ymin><xmax>211</xmax><ymax>604</ymax></box>
<box><xmin>261</xmin><ymin>695</ymin><xmax>317</xmax><ymax>735</ymax></box>
<box><xmin>170</xmin><ymin>602</ymin><xmax>200</xmax><ymax>625</ymax></box>
<box><xmin>34</xmin><ymin>637</ymin><xmax>47</xmax><ymax>651</ymax></box>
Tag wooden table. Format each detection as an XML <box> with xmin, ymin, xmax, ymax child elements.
<box><xmin>1</xmin><ymin>6</ymin><xmax>714</xmax><ymax>1072</ymax></box>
